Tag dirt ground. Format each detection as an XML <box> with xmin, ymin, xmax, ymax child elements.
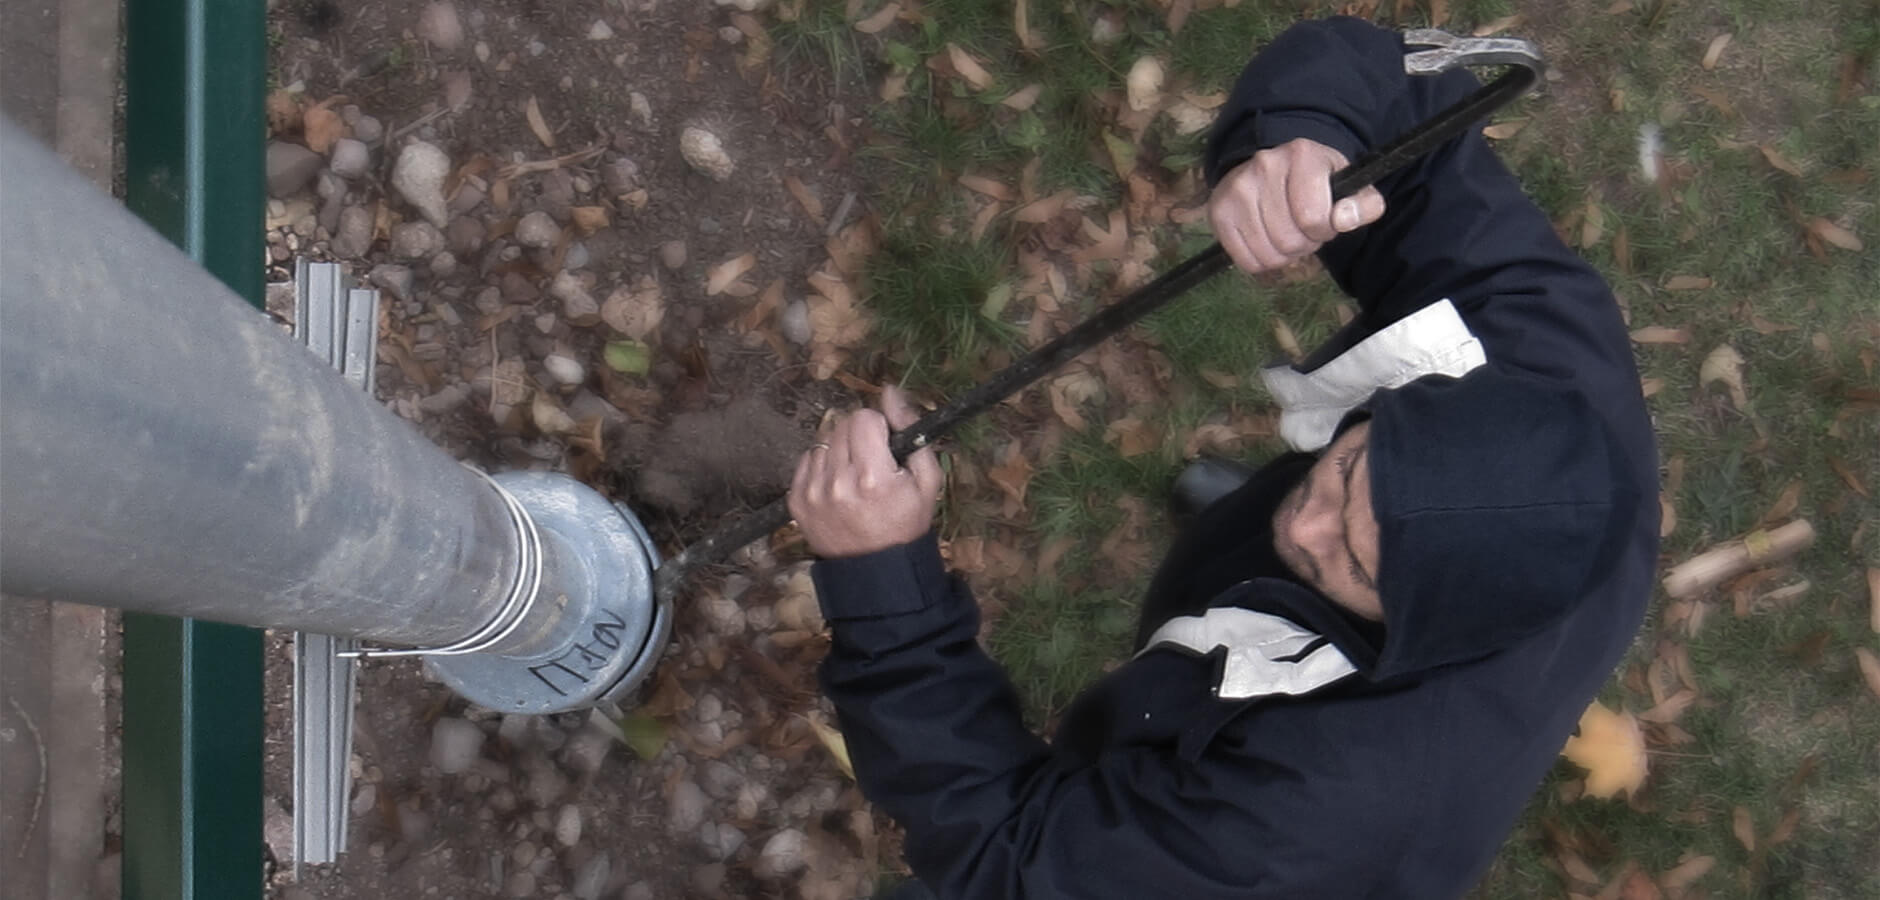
<box><xmin>263</xmin><ymin>1</ymin><xmax>901</xmax><ymax>897</ymax></box>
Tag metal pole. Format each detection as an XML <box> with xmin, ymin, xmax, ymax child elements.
<box><xmin>0</xmin><ymin>116</ymin><xmax>522</xmax><ymax>647</ymax></box>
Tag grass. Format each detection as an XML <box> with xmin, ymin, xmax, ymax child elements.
<box><xmin>776</xmin><ymin>0</ymin><xmax>1880</xmax><ymax>895</ymax></box>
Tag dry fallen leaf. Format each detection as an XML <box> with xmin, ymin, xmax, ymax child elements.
<box><xmin>1047</xmin><ymin>369</ymin><xmax>1103</xmax><ymax>431</ymax></box>
<box><xmin>1702</xmin><ymin>33</ymin><xmax>1733</xmax><ymax>69</ymax></box>
<box><xmin>1657</xmin><ymin>854</ymin><xmax>1715</xmax><ymax>895</ymax></box>
<box><xmin>601</xmin><ymin>276</ymin><xmax>665</xmax><ymax>341</ymax></box>
<box><xmin>1732</xmin><ymin>806</ymin><xmax>1756</xmax><ymax>852</ymax></box>
<box><xmin>1664</xmin><ymin>275</ymin><xmax>1714</xmax><ymax>291</ymax></box>
<box><xmin>1631</xmin><ymin>325</ymin><xmax>1693</xmax><ymax>344</ymax></box>
<box><xmin>880</xmin><ymin>71</ymin><xmax>909</xmax><ymax>102</ymax></box>
<box><xmin>569</xmin><ymin>205</ymin><xmax>610</xmax><ymax>235</ymax></box>
<box><xmin>1638</xmin><ymin>688</ymin><xmax>1696</xmax><ymax>724</ymax></box>
<box><xmin>1001</xmin><ymin>83</ymin><xmax>1043</xmax><ymax>111</ymax></box>
<box><xmin>1561</xmin><ymin>701</ymin><xmax>1649</xmax><ymax>799</ymax></box>
<box><xmin>303</xmin><ymin>99</ymin><xmax>345</xmax><ymax>154</ymax></box>
<box><xmin>1868</xmin><ymin>567</ymin><xmax>1879</xmax><ymax>634</ymax></box>
<box><xmin>1699</xmin><ymin>344</ymin><xmax>1749</xmax><ymax>410</ymax></box>
<box><xmin>986</xmin><ymin>443</ymin><xmax>1034</xmax><ymax>517</ymax></box>
<box><xmin>802</xmin><ymin>712</ymin><xmax>855</xmax><ymax>779</ymax></box>
<box><xmin>1482</xmin><ymin>119</ymin><xmax>1529</xmax><ymax>140</ymax></box>
<box><xmin>1125</xmin><ymin>56</ymin><xmax>1166</xmax><ymax>113</ymax></box>
<box><xmin>1857</xmin><ymin>647</ymin><xmax>1880</xmax><ymax>700</ymax></box>
<box><xmin>706</xmin><ymin>252</ymin><xmax>757</xmax><ymax>296</ymax></box>
<box><xmin>958</xmin><ymin>174</ymin><xmax>1014</xmax><ymax>201</ymax></box>
<box><xmin>1473</xmin><ymin>13</ymin><xmax>1523</xmax><ymax>36</ymax></box>
<box><xmin>1807</xmin><ymin>218</ymin><xmax>1863</xmax><ymax>251</ymax></box>
<box><xmin>523</xmin><ymin>94</ymin><xmax>556</xmax><ymax>149</ymax></box>
<box><xmin>1013</xmin><ymin>0</ymin><xmax>1041</xmax><ymax>51</ymax></box>
<box><xmin>1103</xmin><ymin>416</ymin><xmax>1158</xmax><ymax>458</ymax></box>
<box><xmin>1759</xmin><ymin>144</ymin><xmax>1803</xmax><ymax>177</ymax></box>
<box><xmin>1828</xmin><ymin>455</ymin><xmax>1871</xmax><ymax>498</ymax></box>
<box><xmin>1619</xmin><ymin>868</ymin><xmax>1665</xmax><ymax>900</ymax></box>
<box><xmin>851</xmin><ymin>1</ymin><xmax>900</xmax><ymax>33</ymax></box>
<box><xmin>783</xmin><ymin>175</ymin><xmax>826</xmax><ymax>227</ymax></box>
<box><xmin>1581</xmin><ymin>197</ymin><xmax>1607</xmax><ymax>248</ymax></box>
<box><xmin>946</xmin><ymin>43</ymin><xmax>994</xmax><ymax>91</ymax></box>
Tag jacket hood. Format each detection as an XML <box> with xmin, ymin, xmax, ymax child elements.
<box><xmin>1361</xmin><ymin>369</ymin><xmax>1643</xmax><ymax>679</ymax></box>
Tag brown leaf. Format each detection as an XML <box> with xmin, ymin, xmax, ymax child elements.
<box><xmin>1581</xmin><ymin>197</ymin><xmax>1607</xmax><ymax>248</ymax></box>
<box><xmin>1631</xmin><ymin>325</ymin><xmax>1693</xmax><ymax>344</ymax></box>
<box><xmin>986</xmin><ymin>442</ymin><xmax>1033</xmax><ymax>517</ymax></box>
<box><xmin>1765</xmin><ymin>808</ymin><xmax>1801</xmax><ymax>847</ymax></box>
<box><xmin>523</xmin><ymin>95</ymin><xmax>556</xmax><ymax>149</ymax></box>
<box><xmin>1857</xmin><ymin>647</ymin><xmax>1880</xmax><ymax>700</ymax></box>
<box><xmin>601</xmin><ymin>276</ymin><xmax>665</xmax><ymax>341</ymax></box>
<box><xmin>879</xmin><ymin>71</ymin><xmax>909</xmax><ymax>102</ymax></box>
<box><xmin>1807</xmin><ymin>218</ymin><xmax>1863</xmax><ymax>251</ymax></box>
<box><xmin>1047</xmin><ymin>369</ymin><xmax>1102</xmax><ymax>431</ymax></box>
<box><xmin>706</xmin><ymin>252</ymin><xmax>757</xmax><ymax>296</ymax></box>
<box><xmin>1473</xmin><ymin>13</ymin><xmax>1522</xmax><ymax>35</ymax></box>
<box><xmin>958</xmin><ymin>174</ymin><xmax>1014</xmax><ymax>201</ymax></box>
<box><xmin>1103</xmin><ymin>416</ymin><xmax>1159</xmax><ymax>458</ymax></box>
<box><xmin>945</xmin><ymin>43</ymin><xmax>994</xmax><ymax>91</ymax></box>
<box><xmin>1001</xmin><ymin>83</ymin><xmax>1043</xmax><ymax>111</ymax></box>
<box><xmin>303</xmin><ymin>100</ymin><xmax>345</xmax><ymax>154</ymax></box>
<box><xmin>851</xmin><ymin>1</ymin><xmax>900</xmax><ymax>33</ymax></box>
<box><xmin>1692</xmin><ymin>85</ymin><xmax>1738</xmax><ymax>119</ymax></box>
<box><xmin>1013</xmin><ymin>0</ymin><xmax>1042</xmax><ymax>50</ymax></box>
<box><xmin>783</xmin><ymin>175</ymin><xmax>826</xmax><ymax>227</ymax></box>
<box><xmin>1760</xmin><ymin>480</ymin><xmax>1804</xmax><ymax>526</ymax></box>
<box><xmin>1828</xmin><ymin>455</ymin><xmax>1870</xmax><ymax>497</ymax></box>
<box><xmin>1758</xmin><ymin>145</ymin><xmax>1802</xmax><ymax>177</ymax></box>
<box><xmin>1641</xmin><ymin>377</ymin><xmax>1665</xmax><ymax>399</ymax></box>
<box><xmin>1868</xmin><ymin>567</ymin><xmax>1879</xmax><ymax>634</ymax></box>
<box><xmin>1619</xmin><ymin>869</ymin><xmax>1665</xmax><ymax>900</ymax></box>
<box><xmin>1664</xmin><ymin>275</ymin><xmax>1713</xmax><ymax>291</ymax></box>
<box><xmin>570</xmin><ymin>206</ymin><xmax>610</xmax><ymax>235</ymax></box>
<box><xmin>1732</xmin><ymin>806</ymin><xmax>1756</xmax><ymax>852</ymax></box>
<box><xmin>1699</xmin><ymin>344</ymin><xmax>1749</xmax><ymax>410</ymax></box>
<box><xmin>1637</xmin><ymin>689</ymin><xmax>1696</xmax><ymax>724</ymax></box>
<box><xmin>1657</xmin><ymin>855</ymin><xmax>1715</xmax><ymax>896</ymax></box>
<box><xmin>1482</xmin><ymin>119</ymin><xmax>1528</xmax><ymax>140</ymax></box>
<box><xmin>1428</xmin><ymin>0</ymin><xmax>1450</xmax><ymax>26</ymax></box>
<box><xmin>266</xmin><ymin>89</ymin><xmax>302</xmax><ymax>136</ymax></box>
<box><xmin>1014</xmin><ymin>189</ymin><xmax>1074</xmax><ymax>224</ymax></box>
<box><xmin>1557</xmin><ymin>847</ymin><xmax>1603</xmax><ymax>885</ymax></box>
<box><xmin>1701</xmin><ymin>33</ymin><xmax>1733</xmax><ymax>69</ymax></box>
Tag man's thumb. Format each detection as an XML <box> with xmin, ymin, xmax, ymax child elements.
<box><xmin>879</xmin><ymin>383</ymin><xmax>920</xmax><ymax>430</ymax></box>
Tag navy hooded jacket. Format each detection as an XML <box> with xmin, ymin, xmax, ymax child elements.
<box><xmin>808</xmin><ymin>18</ymin><xmax>1660</xmax><ymax>899</ymax></box>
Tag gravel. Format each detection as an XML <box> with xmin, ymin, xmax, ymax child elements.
<box><xmin>429</xmin><ymin>717</ymin><xmax>485</xmax><ymax>775</ymax></box>
<box><xmin>392</xmin><ymin>141</ymin><xmax>453</xmax><ymax>228</ymax></box>
<box><xmin>266</xmin><ymin>141</ymin><xmax>323</xmax><ymax>198</ymax></box>
<box><xmin>331</xmin><ymin>206</ymin><xmax>374</xmax><ymax>259</ymax></box>
<box><xmin>516</xmin><ymin>211</ymin><xmax>561</xmax><ymax>249</ymax></box>
<box><xmin>754</xmin><ymin>828</ymin><xmax>808</xmax><ymax>879</ymax></box>
<box><xmin>554</xmin><ymin>803</ymin><xmax>583</xmax><ymax>847</ymax></box>
<box><xmin>328</xmin><ymin>138</ymin><xmax>371</xmax><ymax>179</ymax></box>
<box><xmin>667</xmin><ymin>780</ymin><xmax>707</xmax><ymax>834</ymax></box>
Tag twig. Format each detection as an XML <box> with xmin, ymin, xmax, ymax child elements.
<box><xmin>388</xmin><ymin>108</ymin><xmax>449</xmax><ymax>144</ymax></box>
<box><xmin>496</xmin><ymin>145</ymin><xmax>606</xmax><ymax>179</ymax></box>
<box><xmin>6</xmin><ymin>695</ymin><xmax>45</xmax><ymax>860</ymax></box>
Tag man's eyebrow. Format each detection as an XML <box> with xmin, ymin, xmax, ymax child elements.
<box><xmin>1340</xmin><ymin>441</ymin><xmax>1376</xmax><ymax>589</ymax></box>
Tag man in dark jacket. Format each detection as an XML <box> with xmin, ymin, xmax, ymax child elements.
<box><xmin>786</xmin><ymin>17</ymin><xmax>1659</xmax><ymax>899</ymax></box>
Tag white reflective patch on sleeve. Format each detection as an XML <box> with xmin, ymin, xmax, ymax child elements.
<box><xmin>1140</xmin><ymin>607</ymin><xmax>1358</xmax><ymax>700</ymax></box>
<box><xmin>1260</xmin><ymin>299</ymin><xmax>1487</xmax><ymax>452</ymax></box>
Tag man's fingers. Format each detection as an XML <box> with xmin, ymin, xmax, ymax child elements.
<box><xmin>1286</xmin><ymin>154</ymin><xmax>1339</xmax><ymax>244</ymax></box>
<box><xmin>842</xmin><ymin>409</ymin><xmax>897</xmax><ymax>487</ymax></box>
<box><xmin>1334</xmin><ymin>185</ymin><xmax>1388</xmax><ymax>233</ymax></box>
<box><xmin>1211</xmin><ymin>204</ymin><xmax>1263</xmax><ymax>274</ymax></box>
<box><xmin>1257</xmin><ymin>170</ymin><xmax>1310</xmax><ymax>258</ymax></box>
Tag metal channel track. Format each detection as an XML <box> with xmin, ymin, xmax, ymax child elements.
<box><xmin>289</xmin><ymin>260</ymin><xmax>380</xmax><ymax>869</ymax></box>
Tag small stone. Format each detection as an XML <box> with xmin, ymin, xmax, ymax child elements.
<box><xmin>512</xmin><ymin>840</ymin><xmax>538</xmax><ymax>869</ymax></box>
<box><xmin>418</xmin><ymin>1</ymin><xmax>465</xmax><ymax>51</ymax></box>
<box><xmin>350</xmin><ymin>783</ymin><xmax>377</xmax><ymax>817</ymax></box>
<box><xmin>572</xmin><ymin>175</ymin><xmax>593</xmax><ymax>194</ymax></box>
<box><xmin>554</xmin><ymin>804</ymin><xmax>583</xmax><ymax>847</ymax></box>
<box><xmin>699</xmin><ymin>760</ymin><xmax>742</xmax><ymax>800</ymax></box>
<box><xmin>543</xmin><ymin>354</ymin><xmax>584</xmax><ymax>386</ymax></box>
<box><xmin>391</xmin><ymin>222</ymin><xmax>445</xmax><ymax>260</ymax></box>
<box><xmin>733</xmin><ymin>783</ymin><xmax>764</xmax><ymax>821</ymax></box>
<box><xmin>528</xmin><ymin>39</ymin><xmax>547</xmax><ymax>58</ymax></box>
<box><xmin>780</xmin><ymin>299</ymin><xmax>811</xmax><ymax>345</ymax></box>
<box><xmin>550</xmin><ymin>273</ymin><xmax>599</xmax><ymax>322</ymax></box>
<box><xmin>505</xmin><ymin>871</ymin><xmax>536</xmax><ymax>899</ymax></box>
<box><xmin>718</xmin><ymin>26</ymin><xmax>744</xmax><ymax>45</ymax></box>
<box><xmin>429</xmin><ymin>718</ymin><xmax>485</xmax><ymax>775</ymax></box>
<box><xmin>695</xmin><ymin>693</ymin><xmax>724</xmax><ymax>725</ymax></box>
<box><xmin>658</xmin><ymin>240</ymin><xmax>687</xmax><ymax>270</ymax></box>
<box><xmin>263</xmin><ymin>798</ymin><xmax>295</xmax><ymax>865</ymax></box>
<box><xmin>698</xmin><ymin>822</ymin><xmax>745</xmax><ymax>861</ymax></box>
<box><xmin>435</xmin><ymin>300</ymin><xmax>463</xmax><ymax>326</ymax></box>
<box><xmin>475</xmin><ymin>286</ymin><xmax>504</xmax><ymax>314</ymax></box>
<box><xmin>266</xmin><ymin>141</ymin><xmax>323</xmax><ymax>198</ymax></box>
<box><xmin>571</xmin><ymin>852</ymin><xmax>611</xmax><ymax>900</ymax></box>
<box><xmin>696</xmin><ymin>217</ymin><xmax>721</xmax><ymax>236</ymax></box>
<box><xmin>668</xmin><ymin>781</ymin><xmax>707</xmax><ymax>834</ymax></box>
<box><xmin>315</xmin><ymin>170</ymin><xmax>347</xmax><ymax>201</ymax></box>
<box><xmin>353</xmin><ymin>115</ymin><xmax>384</xmax><ymax>145</ymax></box>
<box><xmin>599</xmin><ymin>158</ymin><xmax>640</xmax><ymax>198</ymax></box>
<box><xmin>443</xmin><ymin>69</ymin><xmax>474</xmax><ymax>112</ymax></box>
<box><xmin>430</xmin><ymin>252</ymin><xmax>460</xmax><ymax>277</ymax></box>
<box><xmin>754</xmin><ymin>828</ymin><xmax>807</xmax><ymax>880</ymax></box>
<box><xmin>419</xmin><ymin>383</ymin><xmax>471</xmax><ymax>414</ymax></box>
<box><xmin>369</xmin><ymin>264</ymin><xmax>416</xmax><ymax>302</ymax></box>
<box><xmin>393</xmin><ymin>141</ymin><xmax>453</xmax><ymax>228</ymax></box>
<box><xmin>587</xmin><ymin>20</ymin><xmax>613</xmax><ymax>40</ymax></box>
<box><xmin>516</xmin><ymin>211</ymin><xmax>561</xmax><ymax>249</ymax></box>
<box><xmin>534</xmin><ymin>313</ymin><xmax>557</xmax><ymax>334</ymax></box>
<box><xmin>475</xmin><ymin>41</ymin><xmax>491</xmax><ymax>64</ymax></box>
<box><xmin>562</xmin><ymin>242</ymin><xmax>590</xmax><ymax>271</ymax></box>
<box><xmin>446</xmin><ymin>217</ymin><xmax>486</xmax><ymax>255</ymax></box>
<box><xmin>527</xmin><ymin>763</ymin><xmax>569</xmax><ymax>809</ymax></box>
<box><xmin>328</xmin><ymin>138</ymin><xmax>371</xmax><ymax>179</ymax></box>
<box><xmin>332</xmin><ymin>207</ymin><xmax>374</xmax><ymax>259</ymax></box>
<box><xmin>500</xmin><ymin>272</ymin><xmax>541</xmax><ymax>304</ymax></box>
<box><xmin>449</xmin><ymin>180</ymin><xmax>487</xmax><ymax>215</ymax></box>
<box><xmin>679</xmin><ymin>126</ymin><xmax>735</xmax><ymax>182</ymax></box>
<box><xmin>628</xmin><ymin>93</ymin><xmax>653</xmax><ymax>128</ymax></box>
<box><xmin>622</xmin><ymin>883</ymin><xmax>654</xmax><ymax>900</ymax></box>
<box><xmin>701</xmin><ymin>594</ymin><xmax>745</xmax><ymax>636</ymax></box>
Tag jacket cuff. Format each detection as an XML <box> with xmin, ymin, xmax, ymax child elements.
<box><xmin>810</xmin><ymin>531</ymin><xmax>951</xmax><ymax>622</ymax></box>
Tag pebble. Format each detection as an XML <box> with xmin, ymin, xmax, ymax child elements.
<box><xmin>695</xmin><ymin>693</ymin><xmax>724</xmax><ymax>725</ymax></box>
<box><xmin>512</xmin><ymin>840</ymin><xmax>538</xmax><ymax>869</ymax></box>
<box><xmin>779</xmin><ymin>299</ymin><xmax>812</xmax><ymax>345</ymax></box>
<box><xmin>554</xmin><ymin>804</ymin><xmax>583</xmax><ymax>847</ymax></box>
<box><xmin>699</xmin><ymin>760</ymin><xmax>742</xmax><ymax>800</ymax></box>
<box><xmin>475</xmin><ymin>41</ymin><xmax>491</xmax><ymax>64</ymax></box>
<box><xmin>429</xmin><ymin>718</ymin><xmax>485</xmax><ymax>775</ymax></box>
<box><xmin>754</xmin><ymin>828</ymin><xmax>808</xmax><ymax>880</ymax></box>
<box><xmin>443</xmin><ymin>69</ymin><xmax>475</xmax><ymax>112</ymax></box>
<box><xmin>391</xmin><ymin>221</ymin><xmax>445</xmax><ymax>260</ymax></box>
<box><xmin>266</xmin><ymin>141</ymin><xmax>323</xmax><ymax>198</ymax></box>
<box><xmin>430</xmin><ymin>252</ymin><xmax>460</xmax><ymax>277</ymax></box>
<box><xmin>528</xmin><ymin>39</ymin><xmax>547</xmax><ymax>58</ymax></box>
<box><xmin>474</xmin><ymin>286</ymin><xmax>504</xmax><ymax>315</ymax></box>
<box><xmin>534</xmin><ymin>313</ymin><xmax>558</xmax><ymax>334</ymax></box>
<box><xmin>449</xmin><ymin>180</ymin><xmax>487</xmax><ymax>215</ymax></box>
<box><xmin>369</xmin><ymin>264</ymin><xmax>415</xmax><ymax>302</ymax></box>
<box><xmin>490</xmin><ymin>787</ymin><xmax>519</xmax><ymax>814</ymax></box>
<box><xmin>543</xmin><ymin>354</ymin><xmax>585</xmax><ymax>386</ymax></box>
<box><xmin>327</xmin><ymin>207</ymin><xmax>370</xmax><ymax>259</ymax></box>
<box><xmin>679</xmin><ymin>126</ymin><xmax>736</xmax><ymax>182</ymax></box>
<box><xmin>446</xmin><ymin>218</ymin><xmax>485</xmax><ymax>256</ymax></box>
<box><xmin>504</xmin><ymin>871</ymin><xmax>536</xmax><ymax>899</ymax></box>
<box><xmin>696</xmin><ymin>217</ymin><xmax>722</xmax><ymax>236</ymax></box>
<box><xmin>718</xmin><ymin>26</ymin><xmax>744</xmax><ymax>45</ymax></box>
<box><xmin>734</xmin><ymin>783</ymin><xmax>765</xmax><ymax>821</ymax></box>
<box><xmin>658</xmin><ymin>240</ymin><xmax>687</xmax><ymax>270</ymax></box>
<box><xmin>571</xmin><ymin>852</ymin><xmax>611</xmax><ymax>900</ymax></box>
<box><xmin>350</xmin><ymin>782</ymin><xmax>377</xmax><ymax>817</ymax></box>
<box><xmin>419</xmin><ymin>384</ymin><xmax>471</xmax><ymax>414</ymax></box>
<box><xmin>668</xmin><ymin>781</ymin><xmax>707</xmax><ymax>834</ymax></box>
<box><xmin>587</xmin><ymin>20</ymin><xmax>613</xmax><ymax>40</ymax></box>
<box><xmin>628</xmin><ymin>93</ymin><xmax>653</xmax><ymax>128</ymax></box>
<box><xmin>500</xmin><ymin>272</ymin><xmax>541</xmax><ymax>304</ymax></box>
<box><xmin>418</xmin><ymin>1</ymin><xmax>465</xmax><ymax>51</ymax></box>
<box><xmin>527</xmin><ymin>762</ymin><xmax>570</xmax><ymax>809</ymax></box>
<box><xmin>392</xmin><ymin>141</ymin><xmax>453</xmax><ymax>228</ymax></box>
<box><xmin>698</xmin><ymin>822</ymin><xmax>745</xmax><ymax>861</ymax></box>
<box><xmin>701</xmin><ymin>594</ymin><xmax>745</xmax><ymax>637</ymax></box>
<box><xmin>600</xmin><ymin>157</ymin><xmax>640</xmax><ymax>197</ymax></box>
<box><xmin>353</xmin><ymin>114</ymin><xmax>384</xmax><ymax>145</ymax></box>
<box><xmin>562</xmin><ymin>242</ymin><xmax>590</xmax><ymax>271</ymax></box>
<box><xmin>328</xmin><ymin>138</ymin><xmax>371</xmax><ymax>179</ymax></box>
<box><xmin>434</xmin><ymin>300</ymin><xmax>463</xmax><ymax>326</ymax></box>
<box><xmin>550</xmin><ymin>273</ymin><xmax>599</xmax><ymax>322</ymax></box>
<box><xmin>515</xmin><ymin>211</ymin><xmax>561</xmax><ymax>249</ymax></box>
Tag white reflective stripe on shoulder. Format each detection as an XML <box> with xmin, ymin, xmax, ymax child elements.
<box><xmin>1260</xmin><ymin>298</ymin><xmax>1487</xmax><ymax>452</ymax></box>
<box><xmin>1139</xmin><ymin>607</ymin><xmax>1358</xmax><ymax>700</ymax></box>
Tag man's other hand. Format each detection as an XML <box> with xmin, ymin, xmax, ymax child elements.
<box><xmin>1209</xmin><ymin>138</ymin><xmax>1387</xmax><ymax>274</ymax></box>
<box><xmin>789</xmin><ymin>385</ymin><xmax>944</xmax><ymax>559</ymax></box>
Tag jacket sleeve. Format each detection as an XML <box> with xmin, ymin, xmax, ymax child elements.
<box><xmin>814</xmin><ymin>535</ymin><xmax>1396</xmax><ymax>899</ymax></box>
<box><xmin>1207</xmin><ymin>18</ymin><xmax>1641</xmax><ymax>404</ymax></box>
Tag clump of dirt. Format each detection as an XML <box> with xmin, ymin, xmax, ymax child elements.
<box><xmin>625</xmin><ymin>394</ymin><xmax>810</xmax><ymax>520</ymax></box>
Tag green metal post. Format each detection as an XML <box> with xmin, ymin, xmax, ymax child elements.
<box><xmin>121</xmin><ymin>0</ymin><xmax>267</xmax><ymax>896</ymax></box>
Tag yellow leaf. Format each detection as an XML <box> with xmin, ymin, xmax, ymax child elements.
<box><xmin>524</xmin><ymin>94</ymin><xmax>556</xmax><ymax>149</ymax></box>
<box><xmin>1482</xmin><ymin>119</ymin><xmax>1528</xmax><ymax>140</ymax></box>
<box><xmin>803</xmin><ymin>713</ymin><xmax>855</xmax><ymax>780</ymax></box>
<box><xmin>1856</xmin><ymin>647</ymin><xmax>1880</xmax><ymax>701</ymax></box>
<box><xmin>1701</xmin><ymin>33</ymin><xmax>1733</xmax><ymax>70</ymax></box>
<box><xmin>852</xmin><ymin>1</ymin><xmax>900</xmax><ymax>34</ymax></box>
<box><xmin>1732</xmin><ymin>806</ymin><xmax>1756</xmax><ymax>852</ymax></box>
<box><xmin>1807</xmin><ymin>218</ymin><xmax>1863</xmax><ymax>251</ymax></box>
<box><xmin>1013</xmin><ymin>0</ymin><xmax>1041</xmax><ymax>51</ymax></box>
<box><xmin>706</xmin><ymin>252</ymin><xmax>757</xmax><ymax>296</ymax></box>
<box><xmin>783</xmin><ymin>175</ymin><xmax>826</xmax><ymax>227</ymax></box>
<box><xmin>570</xmin><ymin>205</ymin><xmax>610</xmax><ymax>235</ymax></box>
<box><xmin>1581</xmin><ymin>198</ymin><xmax>1606</xmax><ymax>248</ymax></box>
<box><xmin>1663</xmin><ymin>275</ymin><xmax>1713</xmax><ymax>291</ymax></box>
<box><xmin>1698</xmin><ymin>344</ymin><xmax>1749</xmax><ymax>410</ymax></box>
<box><xmin>1560</xmin><ymin>701</ymin><xmax>1649</xmax><ymax>799</ymax></box>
